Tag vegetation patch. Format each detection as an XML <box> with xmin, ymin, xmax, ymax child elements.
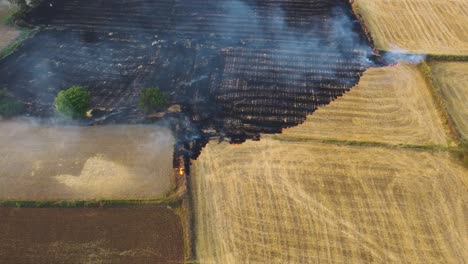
<box><xmin>0</xmin><ymin>28</ymin><xmax>33</xmax><ymax>60</ymax></box>
<box><xmin>54</xmin><ymin>85</ymin><xmax>90</xmax><ymax>119</ymax></box>
<box><xmin>0</xmin><ymin>89</ymin><xmax>23</xmax><ymax>118</ymax></box>
<box><xmin>138</xmin><ymin>86</ymin><xmax>168</xmax><ymax>113</ymax></box>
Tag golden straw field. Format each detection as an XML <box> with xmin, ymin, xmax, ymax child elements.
<box><xmin>193</xmin><ymin>65</ymin><xmax>468</xmax><ymax>263</ymax></box>
<box><xmin>282</xmin><ymin>64</ymin><xmax>447</xmax><ymax>146</ymax></box>
<box><xmin>193</xmin><ymin>139</ymin><xmax>467</xmax><ymax>263</ymax></box>
<box><xmin>0</xmin><ymin>121</ymin><xmax>174</xmax><ymax>200</ymax></box>
<box><xmin>430</xmin><ymin>62</ymin><xmax>468</xmax><ymax>140</ymax></box>
<box><xmin>353</xmin><ymin>0</ymin><xmax>468</xmax><ymax>55</ymax></box>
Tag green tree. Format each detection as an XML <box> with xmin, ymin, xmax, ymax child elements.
<box><xmin>0</xmin><ymin>89</ymin><xmax>24</xmax><ymax>118</ymax></box>
<box><xmin>54</xmin><ymin>86</ymin><xmax>90</xmax><ymax>119</ymax></box>
<box><xmin>138</xmin><ymin>86</ymin><xmax>168</xmax><ymax>113</ymax></box>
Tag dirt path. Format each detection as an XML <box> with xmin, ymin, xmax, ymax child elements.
<box><xmin>0</xmin><ymin>4</ymin><xmax>19</xmax><ymax>52</ymax></box>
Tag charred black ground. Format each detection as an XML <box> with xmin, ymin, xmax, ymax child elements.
<box><xmin>0</xmin><ymin>0</ymin><xmax>376</xmax><ymax>153</ymax></box>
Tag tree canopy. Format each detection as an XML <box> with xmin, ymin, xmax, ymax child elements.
<box><xmin>54</xmin><ymin>86</ymin><xmax>90</xmax><ymax>119</ymax></box>
<box><xmin>138</xmin><ymin>86</ymin><xmax>168</xmax><ymax>113</ymax></box>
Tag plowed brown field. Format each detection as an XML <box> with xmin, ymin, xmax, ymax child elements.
<box><xmin>354</xmin><ymin>0</ymin><xmax>468</xmax><ymax>55</ymax></box>
<box><xmin>0</xmin><ymin>205</ymin><xmax>184</xmax><ymax>263</ymax></box>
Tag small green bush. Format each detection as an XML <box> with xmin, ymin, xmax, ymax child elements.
<box><xmin>54</xmin><ymin>86</ymin><xmax>90</xmax><ymax>119</ymax></box>
<box><xmin>138</xmin><ymin>86</ymin><xmax>168</xmax><ymax>113</ymax></box>
<box><xmin>0</xmin><ymin>90</ymin><xmax>24</xmax><ymax>118</ymax></box>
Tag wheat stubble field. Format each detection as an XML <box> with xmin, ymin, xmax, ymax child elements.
<box><xmin>193</xmin><ymin>139</ymin><xmax>467</xmax><ymax>263</ymax></box>
<box><xmin>193</xmin><ymin>65</ymin><xmax>468</xmax><ymax>263</ymax></box>
<box><xmin>353</xmin><ymin>0</ymin><xmax>468</xmax><ymax>55</ymax></box>
<box><xmin>430</xmin><ymin>62</ymin><xmax>468</xmax><ymax>140</ymax></box>
<box><xmin>281</xmin><ymin>64</ymin><xmax>447</xmax><ymax>146</ymax></box>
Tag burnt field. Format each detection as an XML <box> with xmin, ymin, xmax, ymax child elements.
<box><xmin>0</xmin><ymin>0</ymin><xmax>375</xmax><ymax>144</ymax></box>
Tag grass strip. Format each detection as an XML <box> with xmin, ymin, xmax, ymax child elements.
<box><xmin>0</xmin><ymin>196</ymin><xmax>182</xmax><ymax>208</ymax></box>
<box><xmin>0</xmin><ymin>28</ymin><xmax>36</xmax><ymax>60</ymax></box>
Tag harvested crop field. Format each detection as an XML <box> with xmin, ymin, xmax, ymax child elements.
<box><xmin>0</xmin><ymin>120</ymin><xmax>174</xmax><ymax>200</ymax></box>
<box><xmin>430</xmin><ymin>62</ymin><xmax>468</xmax><ymax>140</ymax></box>
<box><xmin>0</xmin><ymin>4</ymin><xmax>19</xmax><ymax>51</ymax></box>
<box><xmin>353</xmin><ymin>0</ymin><xmax>468</xmax><ymax>55</ymax></box>
<box><xmin>0</xmin><ymin>205</ymin><xmax>184</xmax><ymax>264</ymax></box>
<box><xmin>281</xmin><ymin>64</ymin><xmax>448</xmax><ymax>146</ymax></box>
<box><xmin>0</xmin><ymin>0</ymin><xmax>375</xmax><ymax>141</ymax></box>
<box><xmin>193</xmin><ymin>139</ymin><xmax>468</xmax><ymax>263</ymax></box>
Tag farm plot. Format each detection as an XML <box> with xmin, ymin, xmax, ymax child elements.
<box><xmin>353</xmin><ymin>0</ymin><xmax>468</xmax><ymax>55</ymax></box>
<box><xmin>430</xmin><ymin>62</ymin><xmax>468</xmax><ymax>140</ymax></box>
<box><xmin>0</xmin><ymin>205</ymin><xmax>184</xmax><ymax>263</ymax></box>
<box><xmin>281</xmin><ymin>64</ymin><xmax>448</xmax><ymax>146</ymax></box>
<box><xmin>193</xmin><ymin>139</ymin><xmax>468</xmax><ymax>263</ymax></box>
<box><xmin>0</xmin><ymin>120</ymin><xmax>174</xmax><ymax>201</ymax></box>
<box><xmin>0</xmin><ymin>0</ymin><xmax>374</xmax><ymax>141</ymax></box>
<box><xmin>0</xmin><ymin>3</ymin><xmax>19</xmax><ymax>51</ymax></box>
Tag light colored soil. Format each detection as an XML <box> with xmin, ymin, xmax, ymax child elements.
<box><xmin>430</xmin><ymin>62</ymin><xmax>468</xmax><ymax>140</ymax></box>
<box><xmin>0</xmin><ymin>4</ymin><xmax>19</xmax><ymax>52</ymax></box>
<box><xmin>193</xmin><ymin>139</ymin><xmax>468</xmax><ymax>263</ymax></box>
<box><xmin>282</xmin><ymin>64</ymin><xmax>448</xmax><ymax>146</ymax></box>
<box><xmin>354</xmin><ymin>0</ymin><xmax>468</xmax><ymax>55</ymax></box>
<box><xmin>0</xmin><ymin>120</ymin><xmax>174</xmax><ymax>200</ymax></box>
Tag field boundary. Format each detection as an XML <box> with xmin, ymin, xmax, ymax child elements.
<box><xmin>350</xmin><ymin>0</ymin><xmax>376</xmax><ymax>50</ymax></box>
<box><xmin>0</xmin><ymin>28</ymin><xmax>36</xmax><ymax>60</ymax></box>
<box><xmin>417</xmin><ymin>62</ymin><xmax>461</xmax><ymax>144</ymax></box>
<box><xmin>427</xmin><ymin>55</ymin><xmax>468</xmax><ymax>62</ymax></box>
<box><xmin>273</xmin><ymin>135</ymin><xmax>449</xmax><ymax>151</ymax></box>
<box><xmin>0</xmin><ymin>196</ymin><xmax>181</xmax><ymax>208</ymax></box>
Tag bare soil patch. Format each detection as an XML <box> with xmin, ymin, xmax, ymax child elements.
<box><xmin>0</xmin><ymin>4</ymin><xmax>19</xmax><ymax>51</ymax></box>
<box><xmin>0</xmin><ymin>120</ymin><xmax>174</xmax><ymax>200</ymax></box>
<box><xmin>0</xmin><ymin>205</ymin><xmax>184</xmax><ymax>264</ymax></box>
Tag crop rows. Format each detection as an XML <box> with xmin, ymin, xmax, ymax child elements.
<box><xmin>193</xmin><ymin>139</ymin><xmax>467</xmax><ymax>263</ymax></box>
<box><xmin>1</xmin><ymin>0</ymin><xmax>372</xmax><ymax>138</ymax></box>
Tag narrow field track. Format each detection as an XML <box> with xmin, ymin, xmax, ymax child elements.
<box><xmin>354</xmin><ymin>0</ymin><xmax>468</xmax><ymax>55</ymax></box>
<box><xmin>0</xmin><ymin>4</ymin><xmax>19</xmax><ymax>51</ymax></box>
<box><xmin>281</xmin><ymin>64</ymin><xmax>448</xmax><ymax>146</ymax></box>
<box><xmin>430</xmin><ymin>62</ymin><xmax>468</xmax><ymax>140</ymax></box>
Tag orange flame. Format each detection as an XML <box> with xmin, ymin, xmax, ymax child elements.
<box><xmin>179</xmin><ymin>167</ymin><xmax>185</xmax><ymax>175</ymax></box>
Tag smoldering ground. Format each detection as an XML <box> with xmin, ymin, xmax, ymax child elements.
<box><xmin>1</xmin><ymin>0</ymin><xmax>380</xmax><ymax>146</ymax></box>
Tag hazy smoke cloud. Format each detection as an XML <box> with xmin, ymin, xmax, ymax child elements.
<box><xmin>383</xmin><ymin>47</ymin><xmax>427</xmax><ymax>64</ymax></box>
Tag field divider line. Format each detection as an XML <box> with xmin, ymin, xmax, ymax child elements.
<box><xmin>417</xmin><ymin>62</ymin><xmax>462</xmax><ymax>145</ymax></box>
<box><xmin>271</xmin><ymin>135</ymin><xmax>450</xmax><ymax>152</ymax></box>
<box><xmin>0</xmin><ymin>197</ymin><xmax>182</xmax><ymax>208</ymax></box>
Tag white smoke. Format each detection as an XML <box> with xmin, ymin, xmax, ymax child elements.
<box><xmin>383</xmin><ymin>47</ymin><xmax>426</xmax><ymax>64</ymax></box>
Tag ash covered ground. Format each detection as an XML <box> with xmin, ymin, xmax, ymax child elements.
<box><xmin>0</xmin><ymin>0</ymin><xmax>376</xmax><ymax>155</ymax></box>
